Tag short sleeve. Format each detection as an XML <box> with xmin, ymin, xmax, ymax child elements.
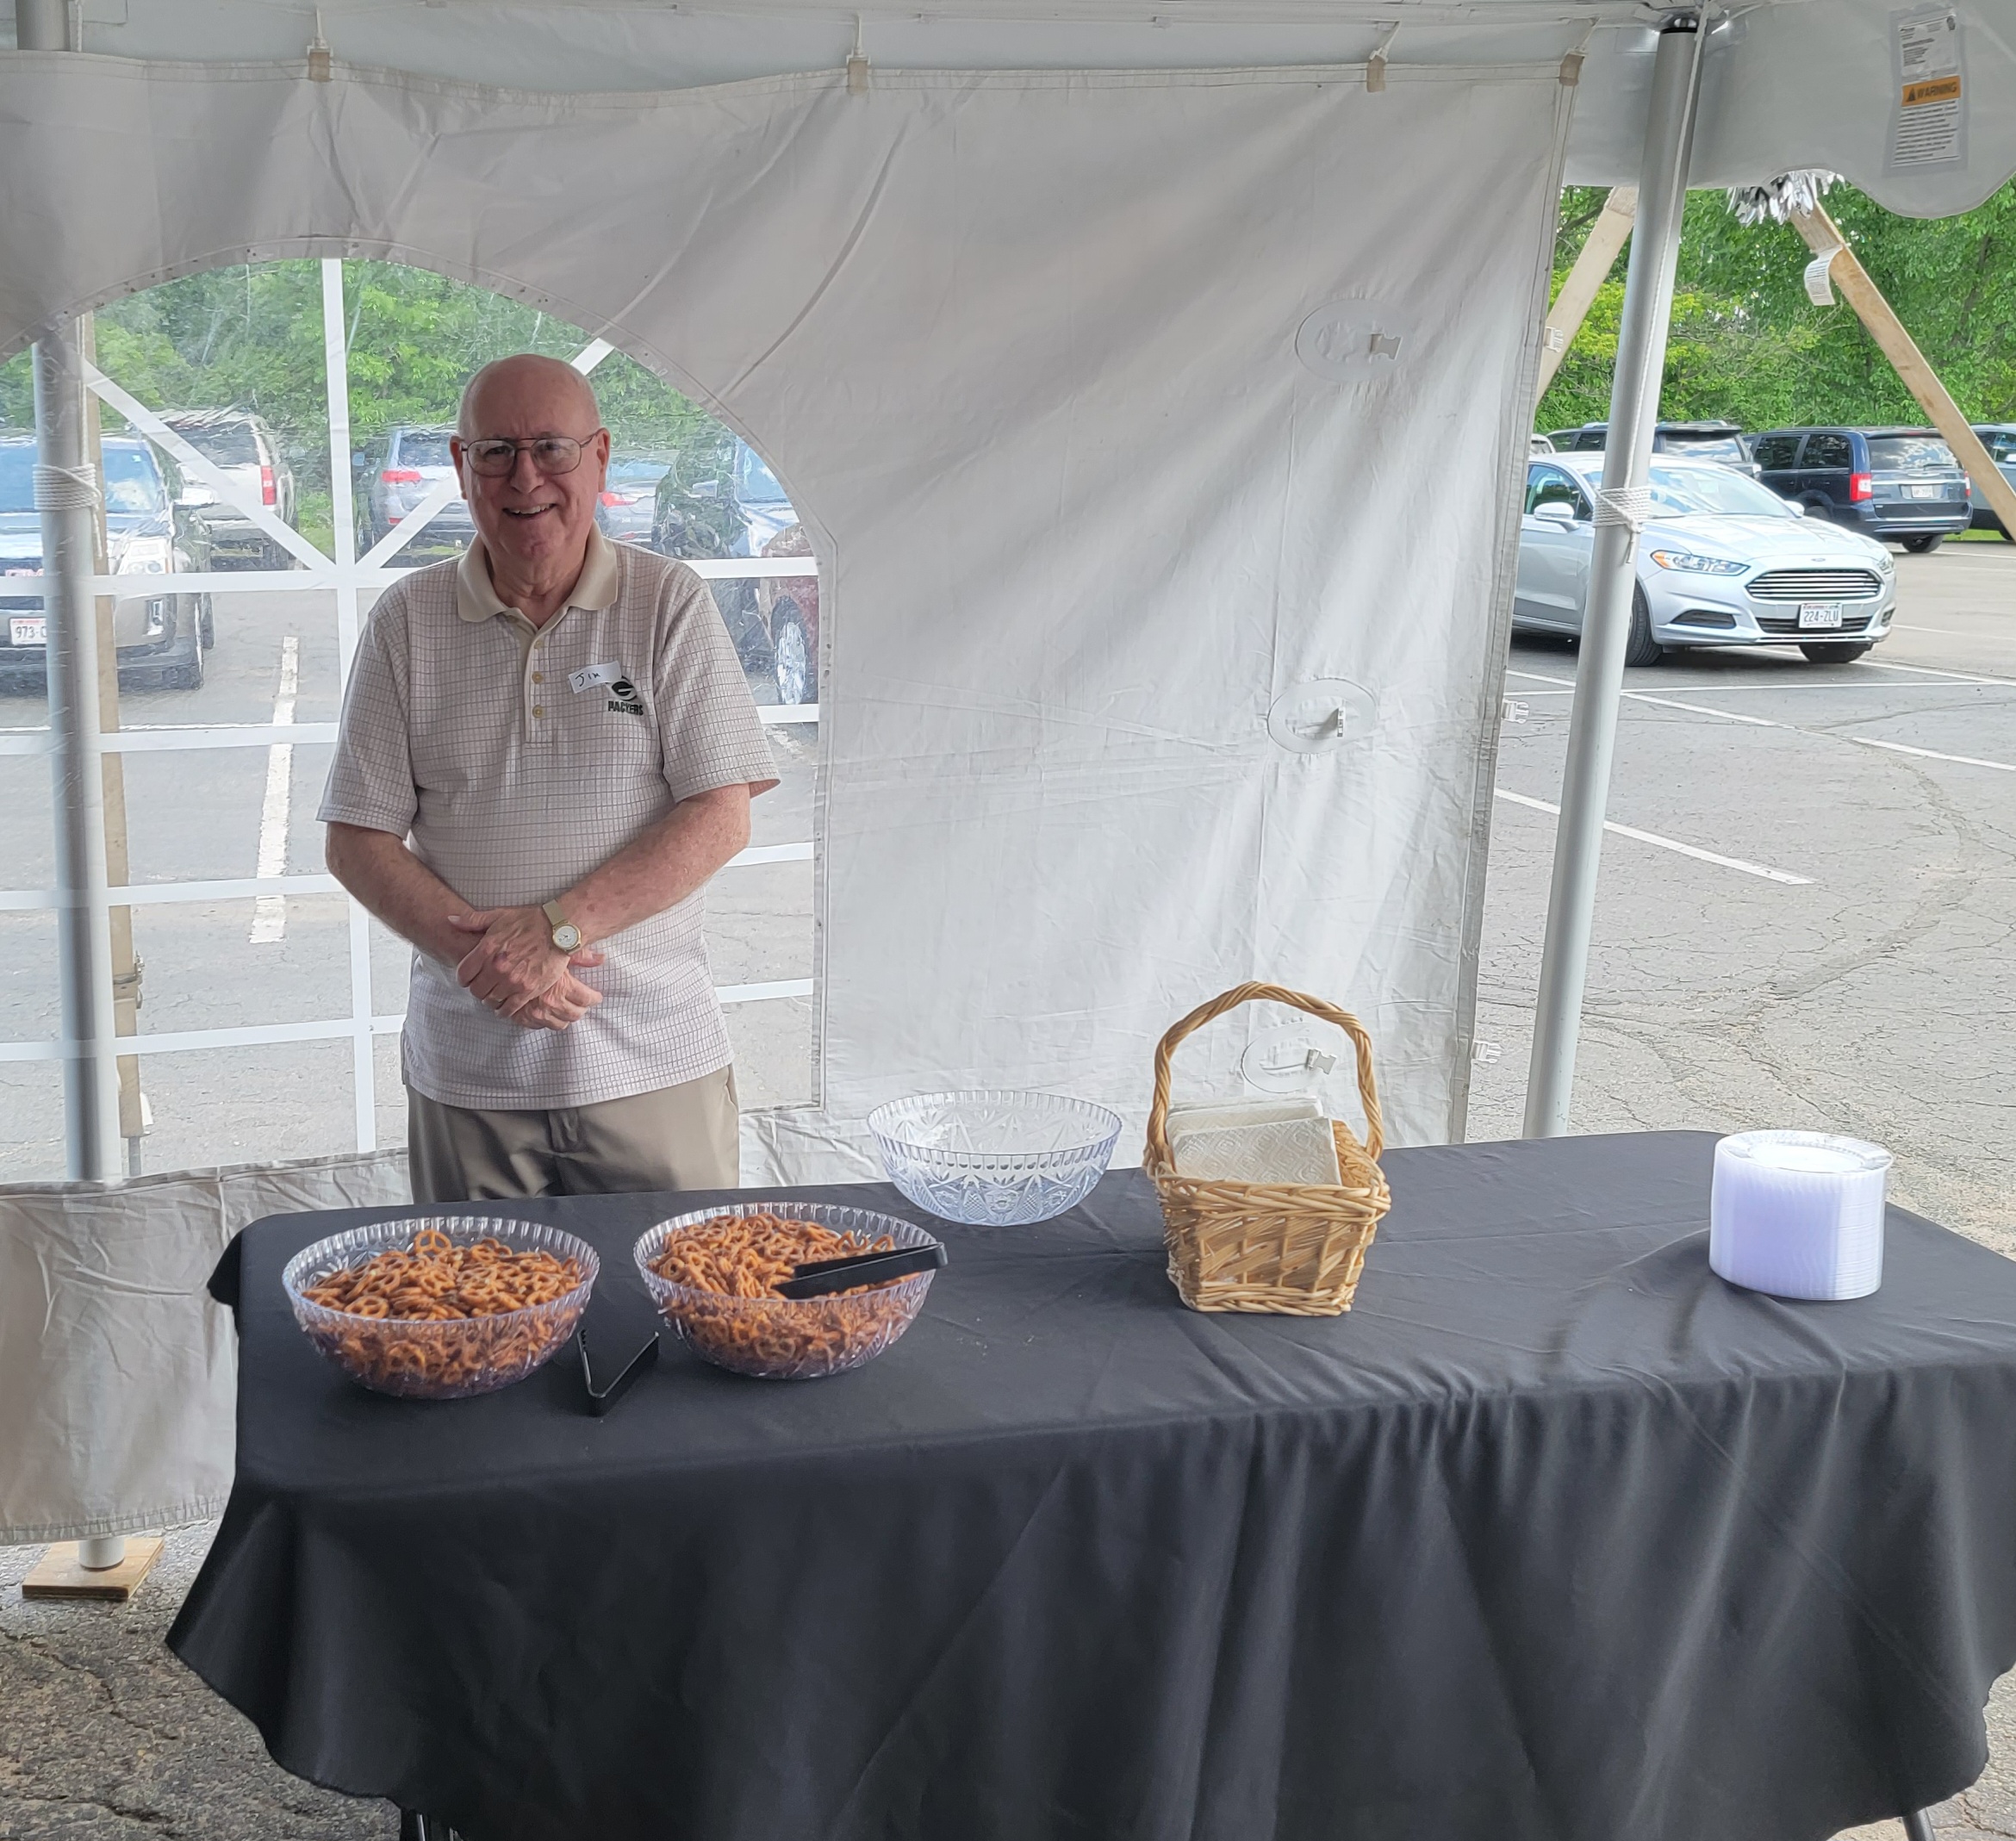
<box><xmin>651</xmin><ymin>565</ymin><xmax>781</xmax><ymax>804</ymax></box>
<box><xmin>318</xmin><ymin>595</ymin><xmax>420</xmax><ymax>836</ymax></box>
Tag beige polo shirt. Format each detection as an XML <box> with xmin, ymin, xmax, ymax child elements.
<box><xmin>320</xmin><ymin>530</ymin><xmax>780</xmax><ymax>1110</ymax></box>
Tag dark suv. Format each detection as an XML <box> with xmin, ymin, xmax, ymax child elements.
<box><xmin>0</xmin><ymin>434</ymin><xmax>214</xmax><ymax>689</ymax></box>
<box><xmin>1547</xmin><ymin>420</ymin><xmax>1760</xmax><ymax>478</ymax></box>
<box><xmin>1751</xmin><ymin>427</ymin><xmax>1970</xmax><ymax>551</ymax></box>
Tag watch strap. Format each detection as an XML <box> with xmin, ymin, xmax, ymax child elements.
<box><xmin>542</xmin><ymin>900</ymin><xmax>569</xmax><ymax>931</ymax></box>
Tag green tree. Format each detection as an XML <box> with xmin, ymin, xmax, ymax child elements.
<box><xmin>1540</xmin><ymin>177</ymin><xmax>2016</xmax><ymax>433</ymax></box>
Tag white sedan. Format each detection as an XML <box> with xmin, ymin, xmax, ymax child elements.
<box><xmin>1515</xmin><ymin>451</ymin><xmax>1897</xmax><ymax>665</ymax></box>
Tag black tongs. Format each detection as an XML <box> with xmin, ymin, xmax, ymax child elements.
<box><xmin>776</xmin><ymin>1242</ymin><xmax>948</xmax><ymax>1300</ymax></box>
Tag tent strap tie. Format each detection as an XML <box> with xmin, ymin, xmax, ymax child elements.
<box><xmin>1592</xmin><ymin>485</ymin><xmax>1652</xmax><ymax>532</ymax></box>
<box><xmin>34</xmin><ymin>463</ymin><xmax>100</xmax><ymax>513</ymax></box>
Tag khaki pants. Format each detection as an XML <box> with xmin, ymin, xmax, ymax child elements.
<box><xmin>407</xmin><ymin>1067</ymin><xmax>739</xmax><ymax>1203</ymax></box>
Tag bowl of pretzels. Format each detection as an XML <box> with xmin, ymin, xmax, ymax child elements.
<box><xmin>283</xmin><ymin>1218</ymin><xmax>599</xmax><ymax>1400</ymax></box>
<box><xmin>635</xmin><ymin>1203</ymin><xmax>939</xmax><ymax>1381</ymax></box>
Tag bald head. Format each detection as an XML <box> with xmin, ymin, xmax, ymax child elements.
<box><xmin>457</xmin><ymin>353</ymin><xmax>601</xmax><ymax>440</ymax></box>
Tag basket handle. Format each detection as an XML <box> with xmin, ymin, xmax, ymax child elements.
<box><xmin>1144</xmin><ymin>981</ymin><xmax>1384</xmax><ymax>1171</ymax></box>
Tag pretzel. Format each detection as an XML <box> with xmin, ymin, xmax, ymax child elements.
<box><xmin>646</xmin><ymin>1212</ymin><xmax>925</xmax><ymax>1378</ymax></box>
<box><xmin>297</xmin><ymin>1229</ymin><xmax>588</xmax><ymax>1396</ymax></box>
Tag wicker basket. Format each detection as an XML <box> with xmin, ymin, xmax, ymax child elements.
<box><xmin>1145</xmin><ymin>982</ymin><xmax>1391</xmax><ymax>1315</ymax></box>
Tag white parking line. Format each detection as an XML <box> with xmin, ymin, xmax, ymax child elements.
<box><xmin>1863</xmin><ymin>659</ymin><xmax>2013</xmax><ymax>686</ymax></box>
<box><xmin>1846</xmin><ymin>736</ymin><xmax>2016</xmax><ymax>773</ymax></box>
<box><xmin>1493</xmin><ymin>787</ymin><xmax>1814</xmax><ymax>885</ymax></box>
<box><xmin>249</xmin><ymin>637</ymin><xmax>300</xmax><ymax>945</ymax></box>
<box><xmin>1502</xmin><ymin>669</ymin><xmax>1781</xmax><ymax>727</ymax></box>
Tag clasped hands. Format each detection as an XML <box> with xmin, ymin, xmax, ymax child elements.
<box><xmin>449</xmin><ymin>905</ymin><xmax>603</xmax><ymax>1032</ymax></box>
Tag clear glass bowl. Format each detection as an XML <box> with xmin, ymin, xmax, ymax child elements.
<box><xmin>283</xmin><ymin>1217</ymin><xmax>599</xmax><ymax>1401</ymax></box>
<box><xmin>867</xmin><ymin>1090</ymin><xmax>1122</xmax><ymax>1226</ymax></box>
<box><xmin>634</xmin><ymin>1203</ymin><xmax>939</xmax><ymax>1381</ymax></box>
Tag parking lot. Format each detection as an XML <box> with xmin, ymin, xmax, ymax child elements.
<box><xmin>3</xmin><ymin>547</ymin><xmax>2013</xmax><ymax>1239</ymax></box>
<box><xmin>1473</xmin><ymin>540</ymin><xmax>2016</xmax><ymax>1253</ymax></box>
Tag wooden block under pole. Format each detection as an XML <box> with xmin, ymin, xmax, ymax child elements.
<box><xmin>21</xmin><ymin>1536</ymin><xmax>165</xmax><ymax>1602</ymax></box>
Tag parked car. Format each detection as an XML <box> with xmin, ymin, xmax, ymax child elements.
<box><xmin>597</xmin><ymin>455</ymin><xmax>672</xmax><ymax>546</ymax></box>
<box><xmin>0</xmin><ymin>433</ymin><xmax>214</xmax><ymax>688</ymax></box>
<box><xmin>353</xmin><ymin>425</ymin><xmax>473</xmax><ymax>556</ymax></box>
<box><xmin>1969</xmin><ymin>425</ymin><xmax>2016</xmax><ymax>536</ymax></box>
<box><xmin>161</xmin><ymin>407</ymin><xmax>297</xmax><ymax>568</ymax></box>
<box><xmin>1515</xmin><ymin>451</ymin><xmax>1896</xmax><ymax>666</ymax></box>
<box><xmin>652</xmin><ymin>438</ymin><xmax>818</xmax><ymax>701</ymax></box>
<box><xmin>1529</xmin><ymin>432</ymin><xmax>1557</xmax><ymax>456</ymax></box>
<box><xmin>1546</xmin><ymin>420</ymin><xmax>1761</xmax><ymax>479</ymax></box>
<box><xmin>1749</xmin><ymin>426</ymin><xmax>1970</xmax><ymax>550</ymax></box>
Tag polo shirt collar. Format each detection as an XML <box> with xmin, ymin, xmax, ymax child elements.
<box><xmin>456</xmin><ymin>526</ymin><xmax>621</xmax><ymax>625</ymax></box>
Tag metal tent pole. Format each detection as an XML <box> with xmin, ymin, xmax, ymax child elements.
<box><xmin>34</xmin><ymin>322</ymin><xmax>121</xmax><ymax>1182</ymax></box>
<box><xmin>1522</xmin><ymin>16</ymin><xmax>1706</xmax><ymax>1139</ymax></box>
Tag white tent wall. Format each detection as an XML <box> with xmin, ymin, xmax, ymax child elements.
<box><xmin>0</xmin><ymin>58</ymin><xmax>1570</xmax><ymax>1177</ymax></box>
<box><xmin>0</xmin><ymin>1149</ymin><xmax>408</xmax><ymax>1544</ymax></box>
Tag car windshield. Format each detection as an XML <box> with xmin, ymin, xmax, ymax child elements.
<box><xmin>610</xmin><ymin>459</ymin><xmax>670</xmax><ymax>484</ymax></box>
<box><xmin>1866</xmin><ymin>434</ymin><xmax>1955</xmax><ymax>471</ymax></box>
<box><xmin>103</xmin><ymin>446</ymin><xmax>169</xmax><ymax>513</ymax></box>
<box><xmin>397</xmin><ymin>431</ymin><xmax>455</xmax><ymax>469</ymax></box>
<box><xmin>1643</xmin><ymin>463</ymin><xmax>1791</xmax><ymax>519</ymax></box>
<box><xmin>739</xmin><ymin>446</ymin><xmax>787</xmax><ymax>503</ymax></box>
<box><xmin>171</xmin><ymin>421</ymin><xmax>260</xmax><ymax>466</ymax></box>
<box><xmin>1662</xmin><ymin>435</ymin><xmax>1746</xmax><ymax>463</ymax></box>
<box><xmin>0</xmin><ymin>446</ymin><xmax>35</xmax><ymax>513</ymax></box>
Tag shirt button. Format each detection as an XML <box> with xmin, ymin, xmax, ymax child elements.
<box><xmin>532</xmin><ymin>671</ymin><xmax>544</xmax><ymax>683</ymax></box>
<box><xmin>532</xmin><ymin>705</ymin><xmax>545</xmax><ymax>718</ymax></box>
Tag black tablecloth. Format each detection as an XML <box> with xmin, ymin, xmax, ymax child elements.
<box><xmin>170</xmin><ymin>1132</ymin><xmax>2016</xmax><ymax>1841</ymax></box>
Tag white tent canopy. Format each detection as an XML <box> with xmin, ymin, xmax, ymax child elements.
<box><xmin>7</xmin><ymin>0</ymin><xmax>2016</xmax><ymax>209</ymax></box>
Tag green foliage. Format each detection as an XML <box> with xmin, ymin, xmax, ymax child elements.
<box><xmin>0</xmin><ymin>259</ymin><xmax>732</xmax><ymax>495</ymax></box>
<box><xmin>1539</xmin><ymin>177</ymin><xmax>2016</xmax><ymax>435</ymax></box>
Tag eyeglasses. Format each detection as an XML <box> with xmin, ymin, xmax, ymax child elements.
<box><xmin>462</xmin><ymin>434</ymin><xmax>600</xmax><ymax>477</ymax></box>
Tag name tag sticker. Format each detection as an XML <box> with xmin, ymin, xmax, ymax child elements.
<box><xmin>569</xmin><ymin>661</ymin><xmax>623</xmax><ymax>693</ymax></box>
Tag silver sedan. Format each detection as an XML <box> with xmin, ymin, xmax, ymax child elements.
<box><xmin>1515</xmin><ymin>451</ymin><xmax>1897</xmax><ymax>665</ymax></box>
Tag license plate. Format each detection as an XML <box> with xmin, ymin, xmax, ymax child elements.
<box><xmin>8</xmin><ymin>615</ymin><xmax>45</xmax><ymax>646</ymax></box>
<box><xmin>1797</xmin><ymin>603</ymin><xmax>1844</xmax><ymax>630</ymax></box>
<box><xmin>1907</xmin><ymin>483</ymin><xmax>1944</xmax><ymax>499</ymax></box>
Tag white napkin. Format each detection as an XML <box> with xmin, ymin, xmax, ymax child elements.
<box><xmin>1168</xmin><ymin>1103</ymin><xmax>1341</xmax><ymax>1186</ymax></box>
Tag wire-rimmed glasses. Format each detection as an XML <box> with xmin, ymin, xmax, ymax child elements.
<box><xmin>462</xmin><ymin>434</ymin><xmax>601</xmax><ymax>477</ymax></box>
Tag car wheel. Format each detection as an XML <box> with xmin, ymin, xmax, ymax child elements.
<box><xmin>198</xmin><ymin>594</ymin><xmax>215</xmax><ymax>650</ymax></box>
<box><xmin>1623</xmin><ymin>586</ymin><xmax>1664</xmax><ymax>668</ymax></box>
<box><xmin>1800</xmin><ymin>642</ymin><xmax>1876</xmax><ymax>664</ymax></box>
<box><xmin>164</xmin><ymin>632</ymin><xmax>206</xmax><ymax>691</ymax></box>
<box><xmin>770</xmin><ymin>606</ymin><xmax>813</xmax><ymax>705</ymax></box>
<box><xmin>1901</xmin><ymin>533</ymin><xmax>1944</xmax><ymax>554</ymax></box>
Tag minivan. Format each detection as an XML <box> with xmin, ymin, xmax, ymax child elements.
<box><xmin>1750</xmin><ymin>427</ymin><xmax>1970</xmax><ymax>550</ymax></box>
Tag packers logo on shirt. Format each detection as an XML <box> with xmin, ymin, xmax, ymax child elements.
<box><xmin>606</xmin><ymin>675</ymin><xmax>644</xmax><ymax>716</ymax></box>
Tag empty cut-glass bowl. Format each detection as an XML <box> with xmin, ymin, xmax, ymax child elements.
<box><xmin>867</xmin><ymin>1090</ymin><xmax>1122</xmax><ymax>1226</ymax></box>
<box><xmin>283</xmin><ymin>1217</ymin><xmax>598</xmax><ymax>1401</ymax></box>
<box><xmin>635</xmin><ymin>1203</ymin><xmax>939</xmax><ymax>1380</ymax></box>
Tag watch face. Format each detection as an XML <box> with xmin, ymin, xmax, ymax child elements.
<box><xmin>553</xmin><ymin>923</ymin><xmax>582</xmax><ymax>951</ymax></box>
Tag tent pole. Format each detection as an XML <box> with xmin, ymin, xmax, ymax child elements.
<box><xmin>22</xmin><ymin>0</ymin><xmax>121</xmax><ymax>1180</ymax></box>
<box><xmin>34</xmin><ymin>322</ymin><xmax>121</xmax><ymax>1182</ymax></box>
<box><xmin>1522</xmin><ymin>16</ymin><xmax>1705</xmax><ymax>1139</ymax></box>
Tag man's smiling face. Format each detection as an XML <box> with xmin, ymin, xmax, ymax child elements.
<box><xmin>453</xmin><ymin>355</ymin><xmax>610</xmax><ymax>585</ymax></box>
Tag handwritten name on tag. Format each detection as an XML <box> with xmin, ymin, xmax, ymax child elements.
<box><xmin>569</xmin><ymin>662</ymin><xmax>623</xmax><ymax>693</ymax></box>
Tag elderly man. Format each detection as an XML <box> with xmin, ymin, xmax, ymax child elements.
<box><xmin>320</xmin><ymin>354</ymin><xmax>778</xmax><ymax>1202</ymax></box>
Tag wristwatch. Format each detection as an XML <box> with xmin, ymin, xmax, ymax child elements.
<box><xmin>542</xmin><ymin>900</ymin><xmax>583</xmax><ymax>953</ymax></box>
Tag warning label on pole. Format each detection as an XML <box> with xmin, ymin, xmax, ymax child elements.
<box><xmin>1890</xmin><ymin>7</ymin><xmax>1966</xmax><ymax>171</ymax></box>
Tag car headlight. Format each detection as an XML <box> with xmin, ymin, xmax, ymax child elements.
<box><xmin>115</xmin><ymin>536</ymin><xmax>172</xmax><ymax>575</ymax></box>
<box><xmin>1647</xmin><ymin>549</ymin><xmax>1747</xmax><ymax>575</ymax></box>
<box><xmin>1873</xmin><ymin>550</ymin><xmax>1895</xmax><ymax>573</ymax></box>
